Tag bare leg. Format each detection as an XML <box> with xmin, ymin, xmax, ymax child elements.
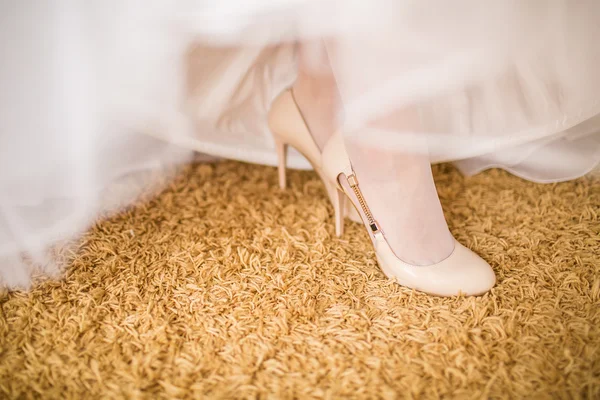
<box><xmin>293</xmin><ymin>40</ymin><xmax>455</xmax><ymax>265</ymax></box>
<box><xmin>292</xmin><ymin>41</ymin><xmax>340</xmax><ymax>151</ymax></box>
<box><xmin>343</xmin><ymin>112</ymin><xmax>455</xmax><ymax>265</ymax></box>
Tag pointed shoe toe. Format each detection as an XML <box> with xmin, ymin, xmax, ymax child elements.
<box><xmin>376</xmin><ymin>238</ymin><xmax>496</xmax><ymax>297</ymax></box>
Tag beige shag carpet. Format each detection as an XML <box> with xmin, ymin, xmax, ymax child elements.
<box><xmin>0</xmin><ymin>161</ymin><xmax>599</xmax><ymax>399</ymax></box>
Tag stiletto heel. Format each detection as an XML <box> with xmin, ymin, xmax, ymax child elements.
<box><xmin>333</xmin><ymin>187</ymin><xmax>346</xmax><ymax>237</ymax></box>
<box><xmin>274</xmin><ymin>137</ymin><xmax>288</xmax><ymax>189</ymax></box>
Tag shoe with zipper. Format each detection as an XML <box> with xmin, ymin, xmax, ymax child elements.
<box><xmin>320</xmin><ymin>131</ymin><xmax>496</xmax><ymax>296</ymax></box>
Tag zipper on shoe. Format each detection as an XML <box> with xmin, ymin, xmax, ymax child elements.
<box><xmin>346</xmin><ymin>173</ymin><xmax>380</xmax><ymax>234</ymax></box>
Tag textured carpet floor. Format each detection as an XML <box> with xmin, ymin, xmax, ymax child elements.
<box><xmin>1</xmin><ymin>161</ymin><xmax>599</xmax><ymax>399</ymax></box>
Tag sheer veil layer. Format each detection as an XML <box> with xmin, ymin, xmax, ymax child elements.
<box><xmin>1</xmin><ymin>0</ymin><xmax>599</xmax><ymax>288</ymax></box>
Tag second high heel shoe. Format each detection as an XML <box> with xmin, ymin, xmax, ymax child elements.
<box><xmin>268</xmin><ymin>89</ymin><xmax>361</xmax><ymax>233</ymax></box>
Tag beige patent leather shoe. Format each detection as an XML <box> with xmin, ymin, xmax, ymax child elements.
<box><xmin>321</xmin><ymin>132</ymin><xmax>496</xmax><ymax>296</ymax></box>
<box><xmin>268</xmin><ymin>89</ymin><xmax>361</xmax><ymax>232</ymax></box>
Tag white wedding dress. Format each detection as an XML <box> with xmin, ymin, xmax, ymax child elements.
<box><xmin>1</xmin><ymin>1</ymin><xmax>599</xmax><ymax>288</ymax></box>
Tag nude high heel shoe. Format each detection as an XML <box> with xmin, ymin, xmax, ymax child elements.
<box><xmin>321</xmin><ymin>132</ymin><xmax>496</xmax><ymax>297</ymax></box>
<box><xmin>268</xmin><ymin>89</ymin><xmax>361</xmax><ymax>235</ymax></box>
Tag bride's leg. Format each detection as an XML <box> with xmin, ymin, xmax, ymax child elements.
<box><xmin>292</xmin><ymin>41</ymin><xmax>340</xmax><ymax>151</ymax></box>
<box><xmin>294</xmin><ymin>39</ymin><xmax>455</xmax><ymax>266</ymax></box>
<box><xmin>344</xmin><ymin>111</ymin><xmax>455</xmax><ymax>266</ymax></box>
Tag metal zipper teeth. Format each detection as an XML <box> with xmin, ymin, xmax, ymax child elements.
<box><xmin>347</xmin><ymin>174</ymin><xmax>380</xmax><ymax>233</ymax></box>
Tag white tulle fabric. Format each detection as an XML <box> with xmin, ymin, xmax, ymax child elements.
<box><xmin>1</xmin><ymin>0</ymin><xmax>599</xmax><ymax>288</ymax></box>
